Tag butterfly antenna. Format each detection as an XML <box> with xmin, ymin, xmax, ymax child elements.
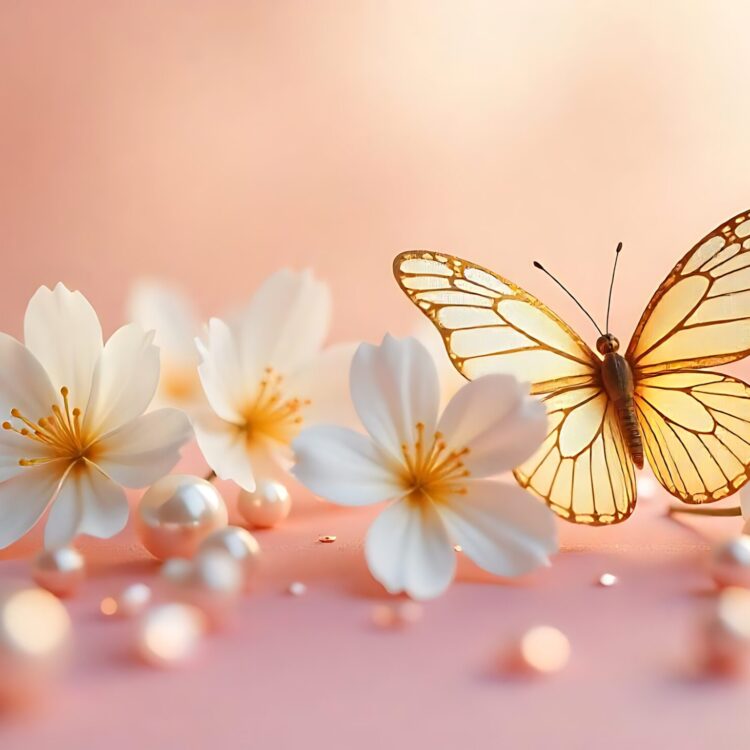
<box><xmin>533</xmin><ymin>260</ymin><xmax>604</xmax><ymax>336</ymax></box>
<box><xmin>605</xmin><ymin>242</ymin><xmax>623</xmax><ymax>334</ymax></box>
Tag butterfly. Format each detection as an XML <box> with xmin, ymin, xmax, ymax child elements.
<box><xmin>393</xmin><ymin>210</ymin><xmax>750</xmax><ymax>525</ymax></box>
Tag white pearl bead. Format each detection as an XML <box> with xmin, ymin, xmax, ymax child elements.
<box><xmin>0</xmin><ymin>586</ymin><xmax>72</xmax><ymax>702</ymax></box>
<box><xmin>703</xmin><ymin>586</ymin><xmax>750</xmax><ymax>675</ymax></box>
<box><xmin>31</xmin><ymin>547</ymin><xmax>85</xmax><ymax>598</ymax></box>
<box><xmin>198</xmin><ymin>526</ymin><xmax>261</xmax><ymax>589</ymax></box>
<box><xmin>135</xmin><ymin>603</ymin><xmax>206</xmax><ymax>668</ymax></box>
<box><xmin>137</xmin><ymin>474</ymin><xmax>228</xmax><ymax>560</ymax></box>
<box><xmin>237</xmin><ymin>480</ymin><xmax>291</xmax><ymax>529</ymax></box>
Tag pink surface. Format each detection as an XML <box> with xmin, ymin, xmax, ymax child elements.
<box><xmin>3</xmin><ymin>1</ymin><xmax>750</xmax><ymax>747</ymax></box>
<box><xmin>1</xmin><ymin>475</ymin><xmax>748</xmax><ymax>749</ymax></box>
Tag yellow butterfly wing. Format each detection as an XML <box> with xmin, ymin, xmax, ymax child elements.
<box><xmin>393</xmin><ymin>251</ymin><xmax>637</xmax><ymax>525</ymax></box>
<box><xmin>627</xmin><ymin>210</ymin><xmax>750</xmax><ymax>503</ymax></box>
<box><xmin>393</xmin><ymin>251</ymin><xmax>598</xmax><ymax>395</ymax></box>
<box><xmin>634</xmin><ymin>371</ymin><xmax>750</xmax><ymax>503</ymax></box>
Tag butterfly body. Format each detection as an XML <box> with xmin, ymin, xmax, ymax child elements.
<box><xmin>393</xmin><ymin>210</ymin><xmax>750</xmax><ymax>525</ymax></box>
<box><xmin>597</xmin><ymin>336</ymin><xmax>644</xmax><ymax>470</ymax></box>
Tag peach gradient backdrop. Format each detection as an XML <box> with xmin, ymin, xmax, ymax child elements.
<box><xmin>2</xmin><ymin>2</ymin><xmax>750</xmax><ymax>747</ymax></box>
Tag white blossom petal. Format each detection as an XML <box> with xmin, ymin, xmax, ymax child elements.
<box><xmin>236</xmin><ymin>269</ymin><xmax>331</xmax><ymax>377</ymax></box>
<box><xmin>45</xmin><ymin>461</ymin><xmax>129</xmax><ymax>547</ymax></box>
<box><xmin>0</xmin><ymin>332</ymin><xmax>59</xmax><ymax>423</ymax></box>
<box><xmin>193</xmin><ymin>411</ymin><xmax>256</xmax><ymax>491</ymax></box>
<box><xmin>292</xmin><ymin>425</ymin><xmax>405</xmax><ymax>506</ymax></box>
<box><xmin>365</xmin><ymin>497</ymin><xmax>455</xmax><ymax>600</ymax></box>
<box><xmin>92</xmin><ymin>409</ymin><xmax>192</xmax><ymax>488</ymax></box>
<box><xmin>0</xmin><ymin>428</ymin><xmax>57</xmax><ymax>482</ymax></box>
<box><xmin>286</xmin><ymin>342</ymin><xmax>358</xmax><ymax>428</ymax></box>
<box><xmin>197</xmin><ymin>318</ymin><xmax>246</xmax><ymax>423</ymax></box>
<box><xmin>437</xmin><ymin>374</ymin><xmax>547</xmax><ymax>477</ymax></box>
<box><xmin>85</xmin><ymin>324</ymin><xmax>161</xmax><ymax>436</ymax></box>
<box><xmin>23</xmin><ymin>283</ymin><xmax>102</xmax><ymax>407</ymax></box>
<box><xmin>437</xmin><ymin>480</ymin><xmax>557</xmax><ymax>577</ymax></box>
<box><xmin>128</xmin><ymin>280</ymin><xmax>200</xmax><ymax>365</ymax></box>
<box><xmin>0</xmin><ymin>462</ymin><xmax>65</xmax><ymax>549</ymax></box>
<box><xmin>350</xmin><ymin>335</ymin><xmax>440</xmax><ymax>461</ymax></box>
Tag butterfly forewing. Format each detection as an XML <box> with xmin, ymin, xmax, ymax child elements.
<box><xmin>393</xmin><ymin>251</ymin><xmax>637</xmax><ymax>525</ymax></box>
<box><xmin>393</xmin><ymin>252</ymin><xmax>599</xmax><ymax>395</ymax></box>
<box><xmin>627</xmin><ymin>210</ymin><xmax>750</xmax><ymax>373</ymax></box>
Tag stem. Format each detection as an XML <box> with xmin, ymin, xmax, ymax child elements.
<box><xmin>667</xmin><ymin>505</ymin><xmax>742</xmax><ymax>518</ymax></box>
<box><xmin>204</xmin><ymin>469</ymin><xmax>217</xmax><ymax>482</ymax></box>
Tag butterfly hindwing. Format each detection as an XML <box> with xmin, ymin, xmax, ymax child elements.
<box><xmin>514</xmin><ymin>385</ymin><xmax>636</xmax><ymax>525</ymax></box>
<box><xmin>634</xmin><ymin>371</ymin><xmax>750</xmax><ymax>503</ymax></box>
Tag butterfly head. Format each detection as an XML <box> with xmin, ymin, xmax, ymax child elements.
<box><xmin>596</xmin><ymin>334</ymin><xmax>620</xmax><ymax>355</ymax></box>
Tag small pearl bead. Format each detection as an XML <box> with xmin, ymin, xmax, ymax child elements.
<box><xmin>137</xmin><ymin>474</ymin><xmax>228</xmax><ymax>560</ymax></box>
<box><xmin>31</xmin><ymin>547</ymin><xmax>85</xmax><ymax>598</ymax></box>
<box><xmin>198</xmin><ymin>526</ymin><xmax>261</xmax><ymax>590</ymax></box>
<box><xmin>371</xmin><ymin>604</ymin><xmax>397</xmax><ymax>628</ymax></box>
<box><xmin>598</xmin><ymin>573</ymin><xmax>618</xmax><ymax>587</ymax></box>
<box><xmin>711</xmin><ymin>536</ymin><xmax>750</xmax><ymax>589</ymax></box>
<box><xmin>237</xmin><ymin>480</ymin><xmax>291</xmax><ymax>529</ymax></box>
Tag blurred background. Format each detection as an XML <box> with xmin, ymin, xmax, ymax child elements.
<box><xmin>1</xmin><ymin>0</ymin><xmax>749</xmax><ymax>366</ymax></box>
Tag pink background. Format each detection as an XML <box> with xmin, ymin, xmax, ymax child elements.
<box><xmin>2</xmin><ymin>2</ymin><xmax>750</xmax><ymax>747</ymax></box>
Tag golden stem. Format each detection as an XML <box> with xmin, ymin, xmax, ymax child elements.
<box><xmin>667</xmin><ymin>505</ymin><xmax>742</xmax><ymax>518</ymax></box>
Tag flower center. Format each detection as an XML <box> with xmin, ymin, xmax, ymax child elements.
<box><xmin>239</xmin><ymin>367</ymin><xmax>310</xmax><ymax>446</ymax></box>
<box><xmin>400</xmin><ymin>422</ymin><xmax>470</xmax><ymax>502</ymax></box>
<box><xmin>2</xmin><ymin>387</ymin><xmax>89</xmax><ymax>466</ymax></box>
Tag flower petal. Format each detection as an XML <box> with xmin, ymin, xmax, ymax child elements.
<box><xmin>128</xmin><ymin>279</ymin><xmax>199</xmax><ymax>365</ymax></box>
<box><xmin>0</xmin><ymin>332</ymin><xmax>58</xmax><ymax>422</ymax></box>
<box><xmin>286</xmin><ymin>342</ymin><xmax>358</xmax><ymax>428</ymax></box>
<box><xmin>85</xmin><ymin>324</ymin><xmax>161</xmax><ymax>436</ymax></box>
<box><xmin>365</xmin><ymin>497</ymin><xmax>455</xmax><ymax>599</ymax></box>
<box><xmin>0</xmin><ymin>428</ymin><xmax>57</xmax><ymax>482</ymax></box>
<box><xmin>196</xmin><ymin>318</ymin><xmax>246</xmax><ymax>423</ymax></box>
<box><xmin>23</xmin><ymin>283</ymin><xmax>102</xmax><ymax>407</ymax></box>
<box><xmin>236</xmin><ymin>269</ymin><xmax>331</xmax><ymax>377</ymax></box>
<box><xmin>92</xmin><ymin>409</ymin><xmax>192</xmax><ymax>488</ymax></box>
<box><xmin>0</xmin><ymin>462</ymin><xmax>65</xmax><ymax>549</ymax></box>
<box><xmin>292</xmin><ymin>425</ymin><xmax>404</xmax><ymax>506</ymax></box>
<box><xmin>437</xmin><ymin>374</ymin><xmax>547</xmax><ymax>477</ymax></box>
<box><xmin>193</xmin><ymin>411</ymin><xmax>256</xmax><ymax>491</ymax></box>
<box><xmin>437</xmin><ymin>480</ymin><xmax>557</xmax><ymax>577</ymax></box>
<box><xmin>350</xmin><ymin>335</ymin><xmax>440</xmax><ymax>461</ymax></box>
<box><xmin>45</xmin><ymin>461</ymin><xmax>129</xmax><ymax>547</ymax></box>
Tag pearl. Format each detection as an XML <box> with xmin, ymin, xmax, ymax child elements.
<box><xmin>288</xmin><ymin>581</ymin><xmax>307</xmax><ymax>597</ymax></box>
<box><xmin>0</xmin><ymin>586</ymin><xmax>72</xmax><ymax>703</ymax></box>
<box><xmin>598</xmin><ymin>573</ymin><xmax>618</xmax><ymax>587</ymax></box>
<box><xmin>161</xmin><ymin>551</ymin><xmax>243</xmax><ymax>629</ymax></box>
<box><xmin>702</xmin><ymin>587</ymin><xmax>750</xmax><ymax>675</ymax></box>
<box><xmin>198</xmin><ymin>526</ymin><xmax>261</xmax><ymax>589</ymax></box>
<box><xmin>396</xmin><ymin>601</ymin><xmax>423</xmax><ymax>625</ymax></box>
<box><xmin>135</xmin><ymin>603</ymin><xmax>206</xmax><ymax>668</ymax></box>
<box><xmin>160</xmin><ymin>557</ymin><xmax>194</xmax><ymax>585</ymax></box>
<box><xmin>636</xmin><ymin>475</ymin><xmax>658</xmax><ymax>499</ymax></box>
<box><xmin>237</xmin><ymin>480</ymin><xmax>291</xmax><ymax>529</ymax></box>
<box><xmin>518</xmin><ymin>626</ymin><xmax>571</xmax><ymax>674</ymax></box>
<box><xmin>137</xmin><ymin>474</ymin><xmax>228</xmax><ymax>560</ymax></box>
<box><xmin>371</xmin><ymin>604</ymin><xmax>397</xmax><ymax>628</ymax></box>
<box><xmin>31</xmin><ymin>546</ymin><xmax>85</xmax><ymax>598</ymax></box>
<box><xmin>711</xmin><ymin>536</ymin><xmax>750</xmax><ymax>589</ymax></box>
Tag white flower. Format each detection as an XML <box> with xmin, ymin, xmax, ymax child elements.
<box><xmin>128</xmin><ymin>280</ymin><xmax>204</xmax><ymax>410</ymax></box>
<box><xmin>0</xmin><ymin>284</ymin><xmax>192</xmax><ymax>549</ymax></box>
<box><xmin>292</xmin><ymin>335</ymin><xmax>557</xmax><ymax>600</ymax></box>
<box><xmin>193</xmin><ymin>269</ymin><xmax>356</xmax><ymax>491</ymax></box>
